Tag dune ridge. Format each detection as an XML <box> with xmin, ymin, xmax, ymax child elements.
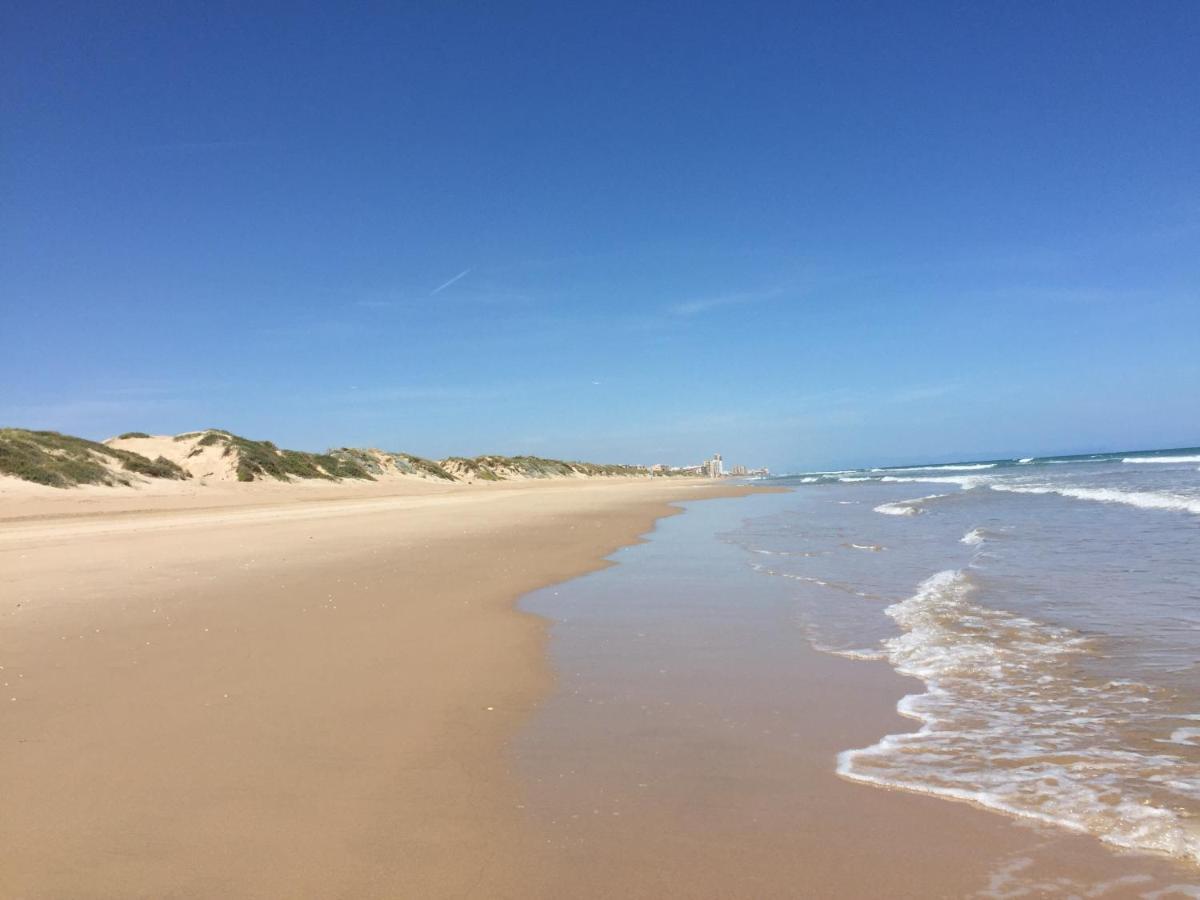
<box><xmin>1</xmin><ymin>427</ymin><xmax>661</xmax><ymax>490</ymax></box>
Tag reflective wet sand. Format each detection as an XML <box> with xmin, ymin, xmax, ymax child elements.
<box><xmin>518</xmin><ymin>495</ymin><xmax>1199</xmax><ymax>898</ymax></box>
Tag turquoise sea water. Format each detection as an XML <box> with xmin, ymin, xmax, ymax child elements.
<box><xmin>738</xmin><ymin>448</ymin><xmax>1200</xmax><ymax>867</ymax></box>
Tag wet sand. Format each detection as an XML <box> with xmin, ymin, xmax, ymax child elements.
<box><xmin>0</xmin><ymin>477</ymin><xmax>753</xmax><ymax>898</ymax></box>
<box><xmin>517</xmin><ymin>494</ymin><xmax>1200</xmax><ymax>898</ymax></box>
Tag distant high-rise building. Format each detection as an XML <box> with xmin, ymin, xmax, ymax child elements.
<box><xmin>703</xmin><ymin>453</ymin><xmax>724</xmax><ymax>478</ymax></box>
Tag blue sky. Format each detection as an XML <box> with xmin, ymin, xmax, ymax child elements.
<box><xmin>3</xmin><ymin>2</ymin><xmax>1197</xmax><ymax>470</ymax></box>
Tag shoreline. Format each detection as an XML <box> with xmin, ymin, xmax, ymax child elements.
<box><xmin>514</xmin><ymin>493</ymin><xmax>1200</xmax><ymax>898</ymax></box>
<box><xmin>1</xmin><ymin>477</ymin><xmax>761</xmax><ymax>898</ymax></box>
<box><xmin>8</xmin><ymin>477</ymin><xmax>1193</xmax><ymax>897</ymax></box>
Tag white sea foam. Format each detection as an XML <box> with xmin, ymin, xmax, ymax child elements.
<box><xmin>1123</xmin><ymin>455</ymin><xmax>1200</xmax><ymax>464</ymax></box>
<box><xmin>879</xmin><ymin>474</ymin><xmax>992</xmax><ymax>489</ymax></box>
<box><xmin>874</xmin><ymin>504</ymin><xmax>918</xmax><ymax>516</ymax></box>
<box><xmin>1017</xmin><ymin>457</ymin><xmax>1034</xmax><ymax>464</ymax></box>
<box><xmin>873</xmin><ymin>493</ymin><xmax>952</xmax><ymax>516</ymax></box>
<box><xmin>977</xmin><ymin>857</ymin><xmax>1163</xmax><ymax>899</ymax></box>
<box><xmin>798</xmin><ymin>621</ymin><xmax>889</xmax><ymax>662</ymax></box>
<box><xmin>880</xmin><ymin>463</ymin><xmax>997</xmax><ymax>472</ymax></box>
<box><xmin>990</xmin><ymin>484</ymin><xmax>1200</xmax><ymax>516</ymax></box>
<box><xmin>1165</xmin><ymin>727</ymin><xmax>1200</xmax><ymax>747</ymax></box>
<box><xmin>826</xmin><ymin>646</ymin><xmax>887</xmax><ymax>661</ymax></box>
<box><xmin>849</xmin><ymin>543</ymin><xmax>884</xmax><ymax>551</ymax></box>
<box><xmin>836</xmin><ymin>570</ymin><xmax>1200</xmax><ymax>866</ymax></box>
<box><xmin>873</xmin><ymin>501</ymin><xmax>921</xmax><ymax>516</ymax></box>
<box><xmin>960</xmin><ymin>527</ymin><xmax>985</xmax><ymax>546</ymax></box>
<box><xmin>1143</xmin><ymin>884</ymin><xmax>1200</xmax><ymax>899</ymax></box>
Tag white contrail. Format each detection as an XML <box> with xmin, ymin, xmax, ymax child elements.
<box><xmin>430</xmin><ymin>268</ymin><xmax>471</xmax><ymax>295</ymax></box>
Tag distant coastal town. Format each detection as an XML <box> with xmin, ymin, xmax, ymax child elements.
<box><xmin>648</xmin><ymin>452</ymin><xmax>769</xmax><ymax>479</ymax></box>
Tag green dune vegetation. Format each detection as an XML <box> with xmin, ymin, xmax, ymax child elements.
<box><xmin>327</xmin><ymin>447</ymin><xmax>456</xmax><ymax>481</ymax></box>
<box><xmin>441</xmin><ymin>454</ymin><xmax>648</xmax><ymax>480</ymax></box>
<box><xmin>0</xmin><ymin>428</ymin><xmax>189</xmax><ymax>488</ymax></box>
<box><xmin>186</xmin><ymin>430</ymin><xmax>375</xmax><ymax>482</ymax></box>
<box><xmin>0</xmin><ymin>427</ymin><xmax>658</xmax><ymax>488</ymax></box>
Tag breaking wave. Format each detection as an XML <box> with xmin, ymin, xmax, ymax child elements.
<box><xmin>877</xmin><ymin>463</ymin><xmax>997</xmax><ymax>472</ymax></box>
<box><xmin>989</xmin><ymin>484</ymin><xmax>1200</xmax><ymax>516</ymax></box>
<box><xmin>872</xmin><ymin>493</ymin><xmax>951</xmax><ymax>516</ymax></box>
<box><xmin>836</xmin><ymin>571</ymin><xmax>1200</xmax><ymax>865</ymax></box>
<box><xmin>879</xmin><ymin>474</ymin><xmax>993</xmax><ymax>489</ymax></box>
<box><xmin>1123</xmin><ymin>455</ymin><xmax>1200</xmax><ymax>465</ymax></box>
<box><xmin>960</xmin><ymin>527</ymin><xmax>985</xmax><ymax>545</ymax></box>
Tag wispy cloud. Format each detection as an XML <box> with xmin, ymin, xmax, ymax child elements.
<box><xmin>668</xmin><ymin>286</ymin><xmax>790</xmax><ymax>317</ymax></box>
<box><xmin>430</xmin><ymin>268</ymin><xmax>472</xmax><ymax>296</ymax></box>
<box><xmin>356</xmin><ymin>284</ymin><xmax>538</xmax><ymax>311</ymax></box>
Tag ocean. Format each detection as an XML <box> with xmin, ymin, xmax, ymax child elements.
<box><xmin>739</xmin><ymin>448</ymin><xmax>1200</xmax><ymax>866</ymax></box>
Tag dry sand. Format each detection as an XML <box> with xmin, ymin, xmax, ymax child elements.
<box><xmin>0</xmin><ymin>477</ymin><xmax>755</xmax><ymax>898</ymax></box>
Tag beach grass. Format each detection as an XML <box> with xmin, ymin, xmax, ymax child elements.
<box><xmin>187</xmin><ymin>430</ymin><xmax>374</xmax><ymax>482</ymax></box>
<box><xmin>328</xmin><ymin>448</ymin><xmax>457</xmax><ymax>481</ymax></box>
<box><xmin>0</xmin><ymin>428</ymin><xmax>189</xmax><ymax>488</ymax></box>
<box><xmin>445</xmin><ymin>454</ymin><xmax>648</xmax><ymax>480</ymax></box>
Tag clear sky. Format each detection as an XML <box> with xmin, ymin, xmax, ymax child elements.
<box><xmin>3</xmin><ymin>2</ymin><xmax>1198</xmax><ymax>470</ymax></box>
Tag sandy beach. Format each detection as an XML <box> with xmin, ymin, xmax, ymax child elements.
<box><xmin>5</xmin><ymin>477</ymin><xmax>1197</xmax><ymax>898</ymax></box>
<box><xmin>7</xmin><ymin>2</ymin><xmax>1195</xmax><ymax>895</ymax></box>
<box><xmin>1</xmin><ymin>477</ymin><xmax>755</xmax><ymax>898</ymax></box>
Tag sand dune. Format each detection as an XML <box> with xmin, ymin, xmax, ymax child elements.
<box><xmin>0</xmin><ymin>426</ymin><xmax>661</xmax><ymax>490</ymax></box>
